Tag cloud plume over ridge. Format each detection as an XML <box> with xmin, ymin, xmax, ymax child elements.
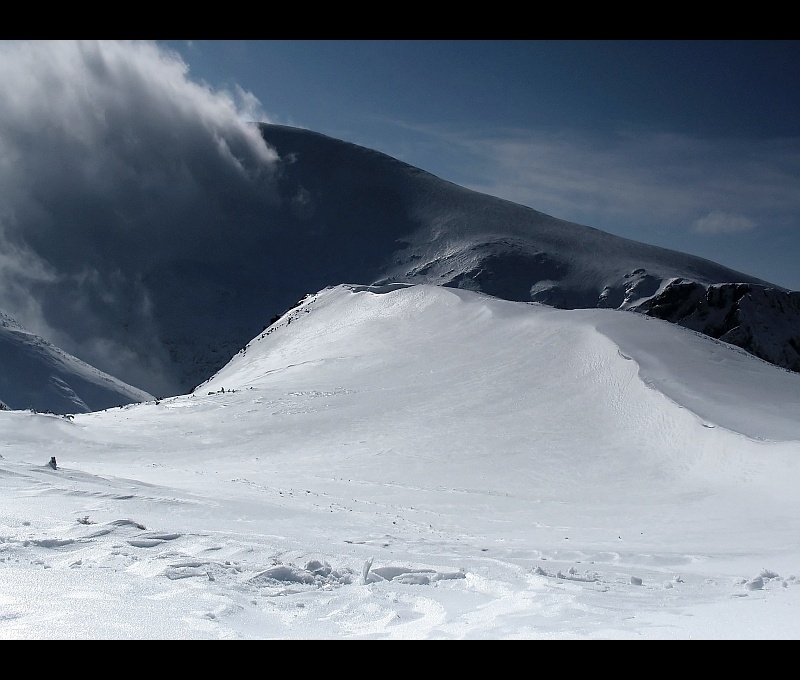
<box><xmin>0</xmin><ymin>41</ymin><xmax>280</xmax><ymax>395</ymax></box>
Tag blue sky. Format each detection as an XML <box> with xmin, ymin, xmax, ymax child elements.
<box><xmin>160</xmin><ymin>40</ymin><xmax>800</xmax><ymax>291</ymax></box>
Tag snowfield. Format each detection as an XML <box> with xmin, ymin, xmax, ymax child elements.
<box><xmin>2</xmin><ymin>284</ymin><xmax>799</xmax><ymax>639</ymax></box>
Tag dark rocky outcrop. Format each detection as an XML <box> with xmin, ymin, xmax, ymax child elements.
<box><xmin>634</xmin><ymin>280</ymin><xmax>800</xmax><ymax>373</ymax></box>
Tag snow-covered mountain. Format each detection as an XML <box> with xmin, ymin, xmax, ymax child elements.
<box><xmin>246</xmin><ymin>123</ymin><xmax>799</xmax><ymax>376</ymax></box>
<box><xmin>2</xmin><ymin>122</ymin><xmax>798</xmax><ymax>401</ymax></box>
<box><xmin>199</xmin><ymin>283</ymin><xmax>800</xmax><ymax>444</ymax></box>
<box><xmin>0</xmin><ymin>310</ymin><xmax>154</xmax><ymax>413</ymax></box>
<box><xmin>190</xmin><ymin>123</ymin><xmax>797</xmax><ymax>391</ymax></box>
<box><xmin>3</xmin><ymin>282</ymin><xmax>799</xmax><ymax>639</ymax></box>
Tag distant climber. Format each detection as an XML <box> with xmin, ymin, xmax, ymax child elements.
<box><xmin>48</xmin><ymin>456</ymin><xmax>57</xmax><ymax>470</ymax></box>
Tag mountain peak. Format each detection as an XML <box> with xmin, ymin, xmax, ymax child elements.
<box><xmin>1</xmin><ymin>123</ymin><xmax>796</xmax><ymax>400</ymax></box>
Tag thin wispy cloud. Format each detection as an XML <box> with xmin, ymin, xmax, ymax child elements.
<box><xmin>693</xmin><ymin>211</ymin><xmax>757</xmax><ymax>234</ymax></box>
<box><xmin>231</xmin><ymin>84</ymin><xmax>271</xmax><ymax>124</ymax></box>
<box><xmin>385</xmin><ymin>122</ymin><xmax>800</xmax><ymax>240</ymax></box>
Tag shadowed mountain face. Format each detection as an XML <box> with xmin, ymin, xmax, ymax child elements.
<box><xmin>0</xmin><ymin>311</ymin><xmax>154</xmax><ymax>413</ymax></box>
<box><xmin>4</xmin><ymin>123</ymin><xmax>798</xmax><ymax>399</ymax></box>
<box><xmin>250</xmin><ymin>125</ymin><xmax>796</xmax><ymax>374</ymax></box>
<box><xmin>258</xmin><ymin>124</ymin><xmax>773</xmax><ymax>300</ymax></box>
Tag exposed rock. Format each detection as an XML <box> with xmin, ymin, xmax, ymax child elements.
<box><xmin>633</xmin><ymin>281</ymin><xmax>800</xmax><ymax>373</ymax></box>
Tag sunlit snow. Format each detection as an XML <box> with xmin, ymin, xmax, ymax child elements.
<box><xmin>1</xmin><ymin>283</ymin><xmax>799</xmax><ymax>639</ymax></box>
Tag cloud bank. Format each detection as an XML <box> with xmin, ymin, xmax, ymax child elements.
<box><xmin>0</xmin><ymin>41</ymin><xmax>280</xmax><ymax>395</ymax></box>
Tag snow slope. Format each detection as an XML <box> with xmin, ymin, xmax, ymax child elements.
<box><xmin>0</xmin><ymin>310</ymin><xmax>153</xmax><ymax>413</ymax></box>
<box><xmin>1</xmin><ymin>284</ymin><xmax>798</xmax><ymax>639</ymax></box>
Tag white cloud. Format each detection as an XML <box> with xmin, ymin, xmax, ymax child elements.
<box><xmin>0</xmin><ymin>40</ymin><xmax>283</xmax><ymax>393</ymax></box>
<box><xmin>233</xmin><ymin>84</ymin><xmax>271</xmax><ymax>125</ymax></box>
<box><xmin>692</xmin><ymin>211</ymin><xmax>757</xmax><ymax>234</ymax></box>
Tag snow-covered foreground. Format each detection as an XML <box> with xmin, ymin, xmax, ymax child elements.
<box><xmin>2</xmin><ymin>284</ymin><xmax>800</xmax><ymax>639</ymax></box>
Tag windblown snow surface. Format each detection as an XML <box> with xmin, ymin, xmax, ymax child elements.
<box><xmin>1</xmin><ymin>284</ymin><xmax>799</xmax><ymax>639</ymax></box>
